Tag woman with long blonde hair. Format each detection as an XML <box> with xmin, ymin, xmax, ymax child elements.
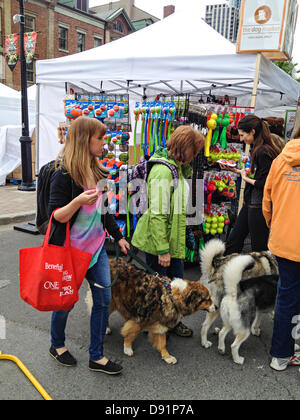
<box><xmin>48</xmin><ymin>116</ymin><xmax>129</xmax><ymax>375</ymax></box>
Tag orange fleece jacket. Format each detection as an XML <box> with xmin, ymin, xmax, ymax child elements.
<box><xmin>263</xmin><ymin>138</ymin><xmax>300</xmax><ymax>262</ymax></box>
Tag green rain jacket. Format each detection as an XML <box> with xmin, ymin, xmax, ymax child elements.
<box><xmin>131</xmin><ymin>148</ymin><xmax>192</xmax><ymax>259</ymax></box>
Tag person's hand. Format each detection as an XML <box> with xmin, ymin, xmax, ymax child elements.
<box><xmin>118</xmin><ymin>238</ymin><xmax>130</xmax><ymax>255</ymax></box>
<box><xmin>158</xmin><ymin>253</ymin><xmax>171</xmax><ymax>268</ymax></box>
<box><xmin>75</xmin><ymin>189</ymin><xmax>99</xmax><ymax>206</ymax></box>
<box><xmin>219</xmin><ymin>163</ymin><xmax>240</xmax><ymax>174</ymax></box>
<box><xmin>240</xmin><ymin>168</ymin><xmax>248</xmax><ymax>181</ymax></box>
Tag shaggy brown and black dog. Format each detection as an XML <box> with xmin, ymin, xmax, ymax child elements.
<box><xmin>86</xmin><ymin>258</ymin><xmax>215</xmax><ymax>364</ymax></box>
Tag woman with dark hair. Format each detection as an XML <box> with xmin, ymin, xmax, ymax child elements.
<box><xmin>221</xmin><ymin>114</ymin><xmax>281</xmax><ymax>255</ymax></box>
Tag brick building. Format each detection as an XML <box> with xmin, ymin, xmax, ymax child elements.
<box><xmin>91</xmin><ymin>0</ymin><xmax>159</xmax><ymax>31</ymax></box>
<box><xmin>0</xmin><ymin>0</ymin><xmax>135</xmax><ymax>90</ymax></box>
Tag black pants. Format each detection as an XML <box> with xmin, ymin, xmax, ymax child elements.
<box><xmin>225</xmin><ymin>205</ymin><xmax>269</xmax><ymax>255</ymax></box>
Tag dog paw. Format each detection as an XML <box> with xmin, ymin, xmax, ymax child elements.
<box><xmin>124</xmin><ymin>346</ymin><xmax>133</xmax><ymax>357</ymax></box>
<box><xmin>214</xmin><ymin>327</ymin><xmax>220</xmax><ymax>335</ymax></box>
<box><xmin>218</xmin><ymin>347</ymin><xmax>225</xmax><ymax>355</ymax></box>
<box><xmin>201</xmin><ymin>340</ymin><xmax>213</xmax><ymax>349</ymax></box>
<box><xmin>106</xmin><ymin>327</ymin><xmax>112</xmax><ymax>335</ymax></box>
<box><xmin>164</xmin><ymin>355</ymin><xmax>177</xmax><ymax>364</ymax></box>
<box><xmin>251</xmin><ymin>327</ymin><xmax>261</xmax><ymax>337</ymax></box>
<box><xmin>233</xmin><ymin>356</ymin><xmax>245</xmax><ymax>365</ymax></box>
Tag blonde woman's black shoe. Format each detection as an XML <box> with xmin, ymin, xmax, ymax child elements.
<box><xmin>89</xmin><ymin>360</ymin><xmax>122</xmax><ymax>374</ymax></box>
<box><xmin>49</xmin><ymin>346</ymin><xmax>77</xmax><ymax>367</ymax></box>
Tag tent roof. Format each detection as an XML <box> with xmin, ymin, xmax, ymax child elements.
<box><xmin>36</xmin><ymin>9</ymin><xmax>300</xmax><ymax>106</ymax></box>
<box><xmin>0</xmin><ymin>83</ymin><xmax>20</xmax><ymax>99</ymax></box>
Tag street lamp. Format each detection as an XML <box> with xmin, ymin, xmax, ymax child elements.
<box><xmin>16</xmin><ymin>0</ymin><xmax>35</xmax><ymax>191</ymax></box>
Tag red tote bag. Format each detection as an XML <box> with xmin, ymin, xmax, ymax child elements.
<box><xmin>19</xmin><ymin>211</ymin><xmax>92</xmax><ymax>312</ymax></box>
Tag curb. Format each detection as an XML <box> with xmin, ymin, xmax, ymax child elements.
<box><xmin>0</xmin><ymin>211</ymin><xmax>36</xmax><ymax>226</ymax></box>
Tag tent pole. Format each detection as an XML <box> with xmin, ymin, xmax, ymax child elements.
<box><xmin>36</xmin><ymin>83</ymin><xmax>40</xmax><ymax>175</ymax></box>
<box><xmin>238</xmin><ymin>53</ymin><xmax>262</xmax><ymax>213</ymax></box>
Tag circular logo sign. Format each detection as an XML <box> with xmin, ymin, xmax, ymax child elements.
<box><xmin>254</xmin><ymin>6</ymin><xmax>272</xmax><ymax>24</ymax></box>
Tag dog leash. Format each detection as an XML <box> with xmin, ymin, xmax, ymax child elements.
<box><xmin>86</xmin><ymin>244</ymin><xmax>121</xmax><ymax>290</ymax></box>
<box><xmin>125</xmin><ymin>248</ymin><xmax>176</xmax><ymax>307</ymax></box>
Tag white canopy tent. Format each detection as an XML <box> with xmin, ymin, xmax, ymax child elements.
<box><xmin>36</xmin><ymin>8</ymin><xmax>300</xmax><ymax>168</ymax></box>
<box><xmin>0</xmin><ymin>83</ymin><xmax>36</xmax><ymax>127</ymax></box>
<box><xmin>0</xmin><ymin>84</ymin><xmax>36</xmax><ymax>184</ymax></box>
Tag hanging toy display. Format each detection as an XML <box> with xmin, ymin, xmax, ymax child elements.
<box><xmin>134</xmin><ymin>100</ymin><xmax>177</xmax><ymax>157</ymax></box>
<box><xmin>168</xmin><ymin>106</ymin><xmax>176</xmax><ymax>141</ymax></box>
<box><xmin>133</xmin><ymin>107</ymin><xmax>140</xmax><ymax>166</ymax></box>
<box><xmin>203</xmin><ymin>205</ymin><xmax>230</xmax><ymax>236</ymax></box>
<box><xmin>154</xmin><ymin>105</ymin><xmax>161</xmax><ymax>149</ymax></box>
<box><xmin>140</xmin><ymin>107</ymin><xmax>146</xmax><ymax>157</ymax></box>
<box><xmin>204</xmin><ymin>113</ymin><xmax>217</xmax><ymax>157</ymax></box>
<box><xmin>219</xmin><ymin>113</ymin><xmax>230</xmax><ymax>149</ymax></box>
<box><xmin>211</xmin><ymin>113</ymin><xmax>222</xmax><ymax>146</ymax></box>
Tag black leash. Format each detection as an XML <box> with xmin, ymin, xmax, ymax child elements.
<box><xmin>124</xmin><ymin>248</ymin><xmax>176</xmax><ymax>307</ymax></box>
<box><xmin>86</xmin><ymin>244</ymin><xmax>121</xmax><ymax>290</ymax></box>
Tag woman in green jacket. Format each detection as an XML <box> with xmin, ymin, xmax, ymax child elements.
<box><xmin>132</xmin><ymin>125</ymin><xmax>204</xmax><ymax>337</ymax></box>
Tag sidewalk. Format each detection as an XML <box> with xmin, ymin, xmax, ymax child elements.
<box><xmin>0</xmin><ymin>184</ymin><xmax>36</xmax><ymax>226</ymax></box>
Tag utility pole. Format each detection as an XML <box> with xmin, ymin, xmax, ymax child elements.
<box><xmin>17</xmin><ymin>0</ymin><xmax>35</xmax><ymax>191</ymax></box>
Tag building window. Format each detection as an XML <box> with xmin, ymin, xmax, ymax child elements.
<box><xmin>26</xmin><ymin>60</ymin><xmax>35</xmax><ymax>84</ymax></box>
<box><xmin>59</xmin><ymin>27</ymin><xmax>68</xmax><ymax>51</ymax></box>
<box><xmin>25</xmin><ymin>15</ymin><xmax>35</xmax><ymax>33</ymax></box>
<box><xmin>77</xmin><ymin>32</ymin><xmax>85</xmax><ymax>52</ymax></box>
<box><xmin>76</xmin><ymin>0</ymin><xmax>87</xmax><ymax>12</ymax></box>
<box><xmin>113</xmin><ymin>20</ymin><xmax>124</xmax><ymax>33</ymax></box>
<box><xmin>94</xmin><ymin>37</ymin><xmax>102</xmax><ymax>48</ymax></box>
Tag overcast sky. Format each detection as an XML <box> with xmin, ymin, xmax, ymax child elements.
<box><xmin>89</xmin><ymin>0</ymin><xmax>300</xmax><ymax>71</ymax></box>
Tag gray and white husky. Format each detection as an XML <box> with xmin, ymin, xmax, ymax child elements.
<box><xmin>218</xmin><ymin>255</ymin><xmax>278</xmax><ymax>364</ymax></box>
<box><xmin>199</xmin><ymin>239</ymin><xmax>278</xmax><ymax>361</ymax></box>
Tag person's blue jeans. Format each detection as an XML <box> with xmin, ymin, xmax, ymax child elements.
<box><xmin>270</xmin><ymin>256</ymin><xmax>300</xmax><ymax>358</ymax></box>
<box><xmin>145</xmin><ymin>253</ymin><xmax>184</xmax><ymax>279</ymax></box>
<box><xmin>51</xmin><ymin>247</ymin><xmax>111</xmax><ymax>361</ymax></box>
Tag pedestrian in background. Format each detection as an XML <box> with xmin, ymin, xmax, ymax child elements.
<box><xmin>48</xmin><ymin>116</ymin><xmax>129</xmax><ymax>374</ymax></box>
<box><xmin>263</xmin><ymin>125</ymin><xmax>300</xmax><ymax>371</ymax></box>
<box><xmin>220</xmin><ymin>114</ymin><xmax>281</xmax><ymax>255</ymax></box>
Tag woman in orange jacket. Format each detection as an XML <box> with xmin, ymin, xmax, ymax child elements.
<box><xmin>263</xmin><ymin>125</ymin><xmax>300</xmax><ymax>372</ymax></box>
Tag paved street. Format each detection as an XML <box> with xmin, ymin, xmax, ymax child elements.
<box><xmin>0</xmin><ymin>223</ymin><xmax>299</xmax><ymax>401</ymax></box>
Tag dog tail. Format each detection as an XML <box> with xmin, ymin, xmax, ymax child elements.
<box><xmin>200</xmin><ymin>239</ymin><xmax>225</xmax><ymax>277</ymax></box>
<box><xmin>223</xmin><ymin>255</ymin><xmax>255</xmax><ymax>298</ymax></box>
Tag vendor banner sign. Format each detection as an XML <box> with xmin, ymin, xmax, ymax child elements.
<box><xmin>237</xmin><ymin>0</ymin><xmax>298</xmax><ymax>60</ymax></box>
<box><xmin>24</xmin><ymin>32</ymin><xmax>37</xmax><ymax>64</ymax></box>
<box><xmin>5</xmin><ymin>34</ymin><xmax>19</xmax><ymax>71</ymax></box>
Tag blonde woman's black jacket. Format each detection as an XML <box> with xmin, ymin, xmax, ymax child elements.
<box><xmin>48</xmin><ymin>168</ymin><xmax>123</xmax><ymax>246</ymax></box>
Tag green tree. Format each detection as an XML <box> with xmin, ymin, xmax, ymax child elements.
<box><xmin>274</xmin><ymin>59</ymin><xmax>300</xmax><ymax>82</ymax></box>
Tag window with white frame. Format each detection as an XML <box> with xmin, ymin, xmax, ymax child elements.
<box><xmin>59</xmin><ymin>26</ymin><xmax>68</xmax><ymax>51</ymax></box>
<box><xmin>26</xmin><ymin>60</ymin><xmax>35</xmax><ymax>84</ymax></box>
<box><xmin>76</xmin><ymin>0</ymin><xmax>88</xmax><ymax>12</ymax></box>
<box><xmin>113</xmin><ymin>20</ymin><xmax>124</xmax><ymax>33</ymax></box>
<box><xmin>94</xmin><ymin>37</ymin><xmax>102</xmax><ymax>48</ymax></box>
<box><xmin>25</xmin><ymin>15</ymin><xmax>35</xmax><ymax>33</ymax></box>
<box><xmin>77</xmin><ymin>32</ymin><xmax>85</xmax><ymax>52</ymax></box>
